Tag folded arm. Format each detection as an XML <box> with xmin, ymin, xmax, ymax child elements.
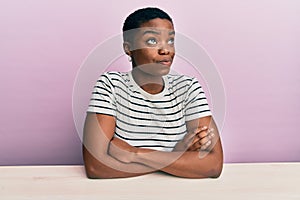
<box><xmin>109</xmin><ymin>116</ymin><xmax>223</xmax><ymax>178</ymax></box>
<box><xmin>82</xmin><ymin>113</ymin><xmax>156</xmax><ymax>179</ymax></box>
<box><xmin>83</xmin><ymin>112</ymin><xmax>223</xmax><ymax>179</ymax></box>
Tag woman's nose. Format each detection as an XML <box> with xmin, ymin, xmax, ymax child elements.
<box><xmin>158</xmin><ymin>43</ymin><xmax>172</xmax><ymax>55</ymax></box>
<box><xmin>158</xmin><ymin>47</ymin><xmax>170</xmax><ymax>55</ymax></box>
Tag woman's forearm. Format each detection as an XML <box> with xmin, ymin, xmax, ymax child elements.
<box><xmin>83</xmin><ymin>145</ymin><xmax>155</xmax><ymax>179</ymax></box>
<box><xmin>108</xmin><ymin>137</ymin><xmax>223</xmax><ymax>178</ymax></box>
<box><xmin>133</xmin><ymin>149</ymin><xmax>223</xmax><ymax>178</ymax></box>
<box><xmin>83</xmin><ymin>113</ymin><xmax>156</xmax><ymax>179</ymax></box>
<box><xmin>108</xmin><ymin>131</ymin><xmax>223</xmax><ymax>178</ymax></box>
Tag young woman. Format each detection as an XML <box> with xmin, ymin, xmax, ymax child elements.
<box><xmin>83</xmin><ymin>7</ymin><xmax>223</xmax><ymax>178</ymax></box>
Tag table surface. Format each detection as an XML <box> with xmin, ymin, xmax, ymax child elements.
<box><xmin>0</xmin><ymin>163</ymin><xmax>299</xmax><ymax>200</ymax></box>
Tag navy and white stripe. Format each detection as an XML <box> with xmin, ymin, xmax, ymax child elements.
<box><xmin>87</xmin><ymin>71</ymin><xmax>211</xmax><ymax>151</ymax></box>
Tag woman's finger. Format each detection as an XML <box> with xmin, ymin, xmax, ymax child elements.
<box><xmin>185</xmin><ymin>126</ymin><xmax>207</xmax><ymax>144</ymax></box>
<box><xmin>199</xmin><ymin>136</ymin><xmax>210</xmax><ymax>145</ymax></box>
<box><xmin>200</xmin><ymin>140</ymin><xmax>212</xmax><ymax>151</ymax></box>
<box><xmin>186</xmin><ymin>126</ymin><xmax>211</xmax><ymax>151</ymax></box>
<box><xmin>190</xmin><ymin>132</ymin><xmax>215</xmax><ymax>151</ymax></box>
<box><xmin>198</xmin><ymin>128</ymin><xmax>214</xmax><ymax>139</ymax></box>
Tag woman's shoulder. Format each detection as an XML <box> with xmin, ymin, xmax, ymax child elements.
<box><xmin>98</xmin><ymin>71</ymin><xmax>129</xmax><ymax>82</ymax></box>
<box><xmin>166</xmin><ymin>73</ymin><xmax>198</xmax><ymax>86</ymax></box>
<box><xmin>101</xmin><ymin>71</ymin><xmax>128</xmax><ymax>78</ymax></box>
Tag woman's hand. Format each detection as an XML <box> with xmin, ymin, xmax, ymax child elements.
<box><xmin>189</xmin><ymin>127</ymin><xmax>215</xmax><ymax>151</ymax></box>
<box><xmin>108</xmin><ymin>137</ymin><xmax>138</xmax><ymax>163</ymax></box>
<box><xmin>173</xmin><ymin>126</ymin><xmax>215</xmax><ymax>152</ymax></box>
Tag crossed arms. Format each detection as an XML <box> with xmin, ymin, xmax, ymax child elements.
<box><xmin>83</xmin><ymin>113</ymin><xmax>223</xmax><ymax>179</ymax></box>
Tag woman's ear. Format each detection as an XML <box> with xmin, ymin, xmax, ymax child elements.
<box><xmin>123</xmin><ymin>42</ymin><xmax>132</xmax><ymax>56</ymax></box>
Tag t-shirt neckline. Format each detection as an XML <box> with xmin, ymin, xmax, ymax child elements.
<box><xmin>128</xmin><ymin>71</ymin><xmax>168</xmax><ymax>99</ymax></box>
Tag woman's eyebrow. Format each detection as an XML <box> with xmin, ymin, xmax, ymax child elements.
<box><xmin>169</xmin><ymin>30</ymin><xmax>175</xmax><ymax>35</ymax></box>
<box><xmin>142</xmin><ymin>30</ymin><xmax>175</xmax><ymax>35</ymax></box>
<box><xmin>143</xmin><ymin>30</ymin><xmax>160</xmax><ymax>35</ymax></box>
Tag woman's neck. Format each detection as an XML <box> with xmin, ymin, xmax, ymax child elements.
<box><xmin>131</xmin><ymin>68</ymin><xmax>164</xmax><ymax>95</ymax></box>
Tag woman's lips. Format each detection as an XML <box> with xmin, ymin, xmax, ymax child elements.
<box><xmin>157</xmin><ymin>60</ymin><xmax>172</xmax><ymax>66</ymax></box>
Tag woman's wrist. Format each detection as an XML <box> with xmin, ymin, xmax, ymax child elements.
<box><xmin>131</xmin><ymin>147</ymin><xmax>144</xmax><ymax>163</ymax></box>
<box><xmin>131</xmin><ymin>150</ymin><xmax>139</xmax><ymax>163</ymax></box>
<box><xmin>132</xmin><ymin>147</ymin><xmax>156</xmax><ymax>163</ymax></box>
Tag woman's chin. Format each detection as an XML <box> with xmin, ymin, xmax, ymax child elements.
<box><xmin>154</xmin><ymin>67</ymin><xmax>171</xmax><ymax>76</ymax></box>
<box><xmin>135</xmin><ymin>65</ymin><xmax>171</xmax><ymax>77</ymax></box>
<box><xmin>161</xmin><ymin>69</ymin><xmax>171</xmax><ymax>76</ymax></box>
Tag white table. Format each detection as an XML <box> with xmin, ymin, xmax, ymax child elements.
<box><xmin>0</xmin><ymin>163</ymin><xmax>299</xmax><ymax>200</ymax></box>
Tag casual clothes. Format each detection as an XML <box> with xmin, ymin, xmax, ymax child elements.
<box><xmin>87</xmin><ymin>71</ymin><xmax>211</xmax><ymax>151</ymax></box>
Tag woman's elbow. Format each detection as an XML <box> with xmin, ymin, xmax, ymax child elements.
<box><xmin>209</xmin><ymin>146</ymin><xmax>224</xmax><ymax>178</ymax></box>
<box><xmin>83</xmin><ymin>146</ymin><xmax>111</xmax><ymax>179</ymax></box>
<box><xmin>198</xmin><ymin>152</ymin><xmax>223</xmax><ymax>179</ymax></box>
<box><xmin>85</xmin><ymin>164</ymin><xmax>102</xmax><ymax>179</ymax></box>
<box><xmin>85</xmin><ymin>164</ymin><xmax>112</xmax><ymax>179</ymax></box>
<box><xmin>209</xmin><ymin>165</ymin><xmax>223</xmax><ymax>178</ymax></box>
<box><xmin>208</xmin><ymin>159</ymin><xmax>223</xmax><ymax>178</ymax></box>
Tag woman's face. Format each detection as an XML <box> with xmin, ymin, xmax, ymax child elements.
<box><xmin>128</xmin><ymin>18</ymin><xmax>175</xmax><ymax>77</ymax></box>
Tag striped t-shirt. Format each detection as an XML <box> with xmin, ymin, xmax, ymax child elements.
<box><xmin>87</xmin><ymin>71</ymin><xmax>212</xmax><ymax>152</ymax></box>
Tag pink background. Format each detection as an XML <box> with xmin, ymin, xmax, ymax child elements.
<box><xmin>0</xmin><ymin>0</ymin><xmax>299</xmax><ymax>165</ymax></box>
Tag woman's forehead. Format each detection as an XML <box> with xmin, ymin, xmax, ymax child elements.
<box><xmin>122</xmin><ymin>18</ymin><xmax>174</xmax><ymax>42</ymax></box>
<box><xmin>139</xmin><ymin>28</ymin><xmax>175</xmax><ymax>36</ymax></box>
<box><xmin>139</xmin><ymin>18</ymin><xmax>174</xmax><ymax>31</ymax></box>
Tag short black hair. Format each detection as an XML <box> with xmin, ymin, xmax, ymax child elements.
<box><xmin>122</xmin><ymin>7</ymin><xmax>173</xmax><ymax>41</ymax></box>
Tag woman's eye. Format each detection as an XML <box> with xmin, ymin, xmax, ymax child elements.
<box><xmin>146</xmin><ymin>38</ymin><xmax>157</xmax><ymax>45</ymax></box>
<box><xmin>168</xmin><ymin>38</ymin><xmax>174</xmax><ymax>45</ymax></box>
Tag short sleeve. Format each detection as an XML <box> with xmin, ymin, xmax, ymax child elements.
<box><xmin>87</xmin><ymin>73</ymin><xmax>116</xmax><ymax>116</ymax></box>
<box><xmin>184</xmin><ymin>78</ymin><xmax>212</xmax><ymax>121</ymax></box>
